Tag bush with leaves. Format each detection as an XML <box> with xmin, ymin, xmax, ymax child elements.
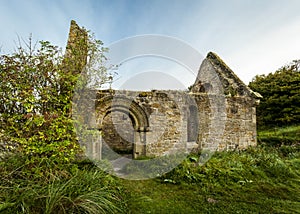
<box><xmin>0</xmin><ymin>28</ymin><xmax>109</xmax><ymax>164</ymax></box>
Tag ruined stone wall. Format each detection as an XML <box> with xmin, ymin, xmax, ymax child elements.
<box><xmin>63</xmin><ymin>20</ymin><xmax>88</xmax><ymax>75</ymax></box>
<box><xmin>95</xmin><ymin>90</ymin><xmax>188</xmax><ymax>157</ymax></box>
<box><xmin>140</xmin><ymin>91</ymin><xmax>187</xmax><ymax>156</ymax></box>
<box><xmin>94</xmin><ymin>89</ymin><xmax>258</xmax><ymax>157</ymax></box>
<box><xmin>65</xmin><ymin>21</ymin><xmax>261</xmax><ymax>159</ymax></box>
<box><xmin>221</xmin><ymin>96</ymin><xmax>258</xmax><ymax>150</ymax></box>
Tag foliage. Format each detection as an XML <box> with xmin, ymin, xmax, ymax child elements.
<box><xmin>122</xmin><ymin>142</ymin><xmax>300</xmax><ymax>213</ymax></box>
<box><xmin>161</xmin><ymin>146</ymin><xmax>299</xmax><ymax>185</ymax></box>
<box><xmin>122</xmin><ymin>127</ymin><xmax>300</xmax><ymax>213</ymax></box>
<box><xmin>0</xmin><ymin>24</ymin><xmax>124</xmax><ymax>213</ymax></box>
<box><xmin>0</xmin><ymin>26</ymin><xmax>123</xmax><ymax>213</ymax></box>
<box><xmin>249</xmin><ymin>60</ymin><xmax>300</xmax><ymax>128</ymax></box>
<box><xmin>0</xmin><ymin>30</ymin><xmax>109</xmax><ymax>164</ymax></box>
<box><xmin>0</xmin><ymin>154</ymin><xmax>125</xmax><ymax>214</ymax></box>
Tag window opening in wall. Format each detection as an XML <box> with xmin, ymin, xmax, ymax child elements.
<box><xmin>187</xmin><ymin>105</ymin><xmax>199</xmax><ymax>142</ymax></box>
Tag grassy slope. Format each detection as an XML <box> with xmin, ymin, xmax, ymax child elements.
<box><xmin>122</xmin><ymin>179</ymin><xmax>300</xmax><ymax>214</ymax></box>
<box><xmin>121</xmin><ymin>126</ymin><xmax>300</xmax><ymax>214</ymax></box>
<box><xmin>258</xmin><ymin>125</ymin><xmax>300</xmax><ymax>146</ymax></box>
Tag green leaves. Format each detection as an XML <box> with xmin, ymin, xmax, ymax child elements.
<box><xmin>0</xmin><ymin>31</ymin><xmax>109</xmax><ymax>164</ymax></box>
<box><xmin>249</xmin><ymin>60</ymin><xmax>300</xmax><ymax>128</ymax></box>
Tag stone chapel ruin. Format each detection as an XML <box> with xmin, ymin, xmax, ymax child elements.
<box><xmin>67</xmin><ymin>21</ymin><xmax>262</xmax><ymax>160</ymax></box>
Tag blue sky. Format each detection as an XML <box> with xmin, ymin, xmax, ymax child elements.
<box><xmin>1</xmin><ymin>0</ymin><xmax>300</xmax><ymax>89</ymax></box>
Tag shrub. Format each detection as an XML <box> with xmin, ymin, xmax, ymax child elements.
<box><xmin>0</xmin><ymin>26</ymin><xmax>110</xmax><ymax>164</ymax></box>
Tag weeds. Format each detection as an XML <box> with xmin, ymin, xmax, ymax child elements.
<box><xmin>122</xmin><ymin>138</ymin><xmax>300</xmax><ymax>213</ymax></box>
<box><xmin>0</xmin><ymin>154</ymin><xmax>124</xmax><ymax>214</ymax></box>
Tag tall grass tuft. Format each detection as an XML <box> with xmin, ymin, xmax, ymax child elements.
<box><xmin>0</xmin><ymin>154</ymin><xmax>124</xmax><ymax>214</ymax></box>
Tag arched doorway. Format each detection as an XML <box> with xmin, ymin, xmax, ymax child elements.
<box><xmin>96</xmin><ymin>95</ymin><xmax>149</xmax><ymax>159</ymax></box>
<box><xmin>102</xmin><ymin>111</ymin><xmax>135</xmax><ymax>158</ymax></box>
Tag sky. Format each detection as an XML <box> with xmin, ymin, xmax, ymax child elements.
<box><xmin>1</xmin><ymin>0</ymin><xmax>300</xmax><ymax>90</ymax></box>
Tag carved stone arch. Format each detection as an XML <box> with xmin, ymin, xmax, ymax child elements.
<box><xmin>96</xmin><ymin>95</ymin><xmax>149</xmax><ymax>131</ymax></box>
<box><xmin>96</xmin><ymin>95</ymin><xmax>149</xmax><ymax>158</ymax></box>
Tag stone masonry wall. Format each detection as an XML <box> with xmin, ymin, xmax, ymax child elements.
<box><xmin>221</xmin><ymin>97</ymin><xmax>257</xmax><ymax>150</ymax></box>
<box><xmin>94</xmin><ymin>89</ymin><xmax>258</xmax><ymax>157</ymax></box>
<box><xmin>95</xmin><ymin>90</ymin><xmax>187</xmax><ymax>157</ymax></box>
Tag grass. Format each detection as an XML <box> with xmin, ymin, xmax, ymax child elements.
<box><xmin>258</xmin><ymin>125</ymin><xmax>300</xmax><ymax>146</ymax></box>
<box><xmin>0</xmin><ymin>155</ymin><xmax>125</xmax><ymax>214</ymax></box>
<box><xmin>0</xmin><ymin>126</ymin><xmax>299</xmax><ymax>213</ymax></box>
<box><xmin>121</xmin><ymin>146</ymin><xmax>300</xmax><ymax>213</ymax></box>
<box><xmin>121</xmin><ymin>126</ymin><xmax>300</xmax><ymax>213</ymax></box>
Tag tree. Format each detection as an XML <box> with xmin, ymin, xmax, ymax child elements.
<box><xmin>249</xmin><ymin>60</ymin><xmax>300</xmax><ymax>128</ymax></box>
<box><xmin>0</xmin><ymin>25</ymin><xmax>109</xmax><ymax>163</ymax></box>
